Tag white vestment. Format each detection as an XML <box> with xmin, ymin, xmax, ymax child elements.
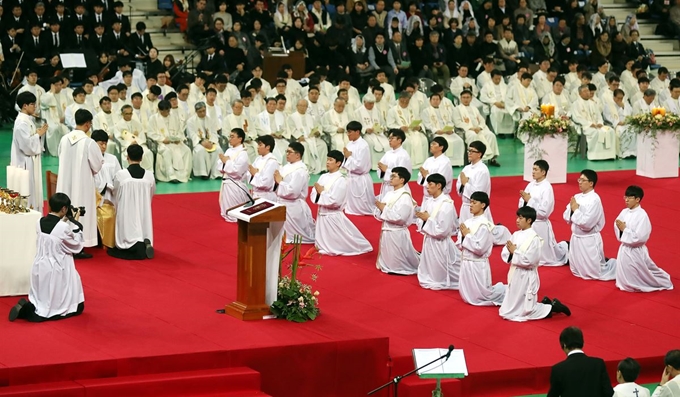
<box><xmin>386</xmin><ymin>105</ymin><xmax>428</xmax><ymax>167</ymax></box>
<box><xmin>217</xmin><ymin>145</ymin><xmax>250</xmax><ymax>222</ymax></box>
<box><xmin>480</xmin><ymin>81</ymin><xmax>514</xmax><ymax>135</ymax></box>
<box><xmin>506</xmin><ymin>83</ymin><xmax>539</xmax><ymax>122</ymax></box>
<box><xmin>377</xmin><ymin>146</ymin><xmax>412</xmax><ymax>200</ymax></box>
<box><xmin>457</xmin><ymin>214</ymin><xmax>507</xmax><ymax>306</ymax></box>
<box><xmin>613</xmin><ymin>382</ymin><xmax>651</xmax><ymax>397</ymax></box>
<box><xmin>562</xmin><ymin>189</ymin><xmax>617</xmax><ymax>280</ymax></box>
<box><xmin>421</xmin><ymin>106</ymin><xmax>465</xmax><ymax>166</ymax></box>
<box><xmin>56</xmin><ymin>130</ymin><xmax>104</xmax><ymax>247</ymax></box>
<box><xmin>276</xmin><ymin>161</ymin><xmax>315</xmax><ymax>243</ymax></box>
<box><xmin>603</xmin><ymin>99</ymin><xmax>636</xmax><ymax>158</ymax></box>
<box><xmin>113</xmin><ymin>118</ymin><xmax>154</xmax><ymax>170</ymax></box>
<box><xmin>95</xmin><ymin>153</ymin><xmax>122</xmax><ymax>203</ymax></box>
<box><xmin>65</xmin><ymin>102</ymin><xmax>93</xmax><ymax>131</ymax></box>
<box><xmin>41</xmin><ymin>91</ymin><xmax>68</xmax><ymax>156</ymax></box>
<box><xmin>541</xmin><ymin>91</ymin><xmax>571</xmax><ymax>116</ymax></box>
<box><xmin>520</xmin><ymin>179</ymin><xmax>569</xmax><ymax>266</ymax></box>
<box><xmin>450</xmin><ymin>76</ymin><xmax>486</xmax><ymax>115</ymax></box>
<box><xmin>417</xmin><ymin>194</ymin><xmax>461</xmax><ymax>290</ymax></box>
<box><xmin>306</xmin><ymin>99</ymin><xmax>328</xmax><ymax>123</ymax></box>
<box><xmin>257</xmin><ymin>110</ymin><xmax>289</xmax><ymax>164</ymax></box>
<box><xmin>10</xmin><ymin>113</ymin><xmax>44</xmax><ymax>211</ymax></box>
<box><xmin>611</xmin><ymin>206</ymin><xmax>673</xmax><ymax>292</ymax></box>
<box><xmin>356</xmin><ymin>105</ymin><xmax>389</xmax><ymax>170</ymax></box>
<box><xmin>570</xmin><ymin>98</ymin><xmax>616</xmax><ymax>160</ymax></box>
<box><xmin>417</xmin><ymin>154</ymin><xmax>453</xmax><ymax>208</ymax></box>
<box><xmin>498</xmin><ymin>228</ymin><xmax>552</xmax><ymax>321</ymax></box>
<box><xmin>29</xmin><ymin>219</ymin><xmax>84</xmax><ymax>318</ymax></box>
<box><xmin>375</xmin><ymin>187</ymin><xmax>420</xmax><ymax>274</ymax></box>
<box><xmin>147</xmin><ymin>112</ymin><xmax>192</xmax><ymax>182</ymax></box>
<box><xmin>93</xmin><ymin>110</ymin><xmax>119</xmax><ymax>156</ymax></box>
<box><xmin>288</xmin><ymin>112</ymin><xmax>327</xmax><ymax>175</ymax></box>
<box><xmin>453</xmin><ymin>104</ymin><xmax>501</xmax><ymax>159</ymax></box>
<box><xmin>250</xmin><ymin>153</ymin><xmax>280</xmax><ymax>202</ymax></box>
<box><xmin>321</xmin><ymin>108</ymin><xmax>351</xmax><ymax>151</ymax></box>
<box><xmin>311</xmin><ymin>171</ymin><xmax>372</xmax><ymax>256</ymax></box>
<box><xmin>113</xmin><ymin>167</ymin><xmax>155</xmax><ymax>249</ymax></box>
<box><xmin>342</xmin><ymin>137</ymin><xmax>375</xmax><ymax>216</ymax></box>
<box><xmin>456</xmin><ymin>161</ymin><xmax>512</xmax><ymax>246</ymax></box>
<box><xmin>187</xmin><ymin>114</ymin><xmax>223</xmax><ymax>179</ymax></box>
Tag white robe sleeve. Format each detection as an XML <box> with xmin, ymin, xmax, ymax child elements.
<box><xmin>379</xmin><ymin>194</ymin><xmax>414</xmax><ymax>226</ymax></box>
<box><xmin>461</xmin><ymin>224</ymin><xmax>493</xmax><ymax>255</ymax></box>
<box><xmin>343</xmin><ymin>143</ymin><xmax>371</xmax><ymax>174</ymax></box>
<box><xmin>511</xmin><ymin>234</ymin><xmax>542</xmax><ymax>269</ymax></box>
<box><xmin>527</xmin><ymin>188</ymin><xmax>553</xmax><ymax>219</ymax></box>
<box><xmin>422</xmin><ymin>202</ymin><xmax>455</xmax><ymax>239</ymax></box>
<box><xmin>570</xmin><ymin>200</ymin><xmax>603</xmax><ymax>233</ymax></box>
<box><xmin>616</xmin><ymin>210</ymin><xmax>651</xmax><ymax>247</ymax></box>
<box><xmin>277</xmin><ymin>169</ymin><xmax>307</xmax><ymax>200</ymax></box>
<box><xmin>220</xmin><ymin>151</ymin><xmax>249</xmax><ymax>179</ymax></box>
<box><xmin>315</xmin><ymin>176</ymin><xmax>346</xmax><ymax>210</ymax></box>
<box><xmin>251</xmin><ymin>159</ymin><xmax>278</xmax><ymax>191</ymax></box>
<box><xmin>14</xmin><ymin>120</ymin><xmax>42</xmax><ymax>157</ymax></box>
<box><xmin>60</xmin><ymin>222</ymin><xmax>86</xmax><ymax>254</ymax></box>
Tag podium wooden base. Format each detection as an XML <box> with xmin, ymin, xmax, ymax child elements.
<box><xmin>225</xmin><ymin>301</ymin><xmax>271</xmax><ymax>321</ymax></box>
<box><xmin>523</xmin><ymin>134</ymin><xmax>568</xmax><ymax>184</ymax></box>
<box><xmin>636</xmin><ymin>132</ymin><xmax>679</xmax><ymax>179</ymax></box>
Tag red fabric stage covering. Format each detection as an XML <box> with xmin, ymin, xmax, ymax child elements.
<box><xmin>1</xmin><ymin>170</ymin><xmax>678</xmax><ymax>396</ymax></box>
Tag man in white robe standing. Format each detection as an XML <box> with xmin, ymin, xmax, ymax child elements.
<box><xmin>107</xmin><ymin>145</ymin><xmax>155</xmax><ymax>260</ymax></box>
<box><xmin>356</xmin><ymin>93</ymin><xmax>389</xmax><ymax>170</ymax></box>
<box><xmin>11</xmin><ymin>92</ymin><xmax>48</xmax><ymax>212</ymax></box>
<box><xmin>56</xmin><ymin>109</ymin><xmax>104</xmax><ymax>257</ymax></box>
<box><xmin>603</xmin><ymin>89</ymin><xmax>636</xmax><ymax>158</ymax></box>
<box><xmin>288</xmin><ymin>99</ymin><xmax>327</xmax><ymax>175</ymax></box>
<box><xmin>312</xmin><ymin>150</ymin><xmax>373</xmax><ymax>256</ymax></box>
<box><xmin>375</xmin><ymin>167</ymin><xmax>420</xmax><ymax>275</ymax></box>
<box><xmin>147</xmin><ymin>100</ymin><xmax>192</xmax><ymax>183</ymax></box>
<box><xmin>42</xmin><ymin>77</ymin><xmax>69</xmax><ymax>157</ymax></box>
<box><xmin>519</xmin><ymin>160</ymin><xmax>569</xmax><ymax>266</ymax></box>
<box><xmin>480</xmin><ymin>70</ymin><xmax>514</xmax><ymax>135</ymax></box>
<box><xmin>458</xmin><ymin>191</ymin><xmax>507</xmax><ymax>306</ymax></box>
<box><xmin>377</xmin><ymin>129</ymin><xmax>412</xmax><ymax>200</ymax></box>
<box><xmin>217</xmin><ymin>128</ymin><xmax>251</xmax><ymax>222</ymax></box>
<box><xmin>114</xmin><ymin>105</ymin><xmax>154</xmax><ymax>170</ymax></box>
<box><xmin>275</xmin><ymin>142</ymin><xmax>315</xmax><ymax>244</ymax></box>
<box><xmin>612</xmin><ymin>185</ymin><xmax>673</xmax><ymax>292</ymax></box>
<box><xmin>456</xmin><ymin>141</ymin><xmax>511</xmax><ymax>246</ymax></box>
<box><xmin>570</xmin><ymin>85</ymin><xmax>616</xmax><ymax>160</ymax></box>
<box><xmin>499</xmin><ymin>206</ymin><xmax>571</xmax><ymax>321</ymax></box>
<box><xmin>258</xmin><ymin>97</ymin><xmax>289</xmax><ymax>164</ymax></box>
<box><xmin>563</xmin><ymin>169</ymin><xmax>617</xmax><ymax>280</ymax></box>
<box><xmin>342</xmin><ymin>121</ymin><xmax>376</xmax><ymax>216</ymax></box>
<box><xmin>453</xmin><ymin>90</ymin><xmax>501</xmax><ymax>166</ymax></box>
<box><xmin>322</xmin><ymin>98</ymin><xmax>351</xmax><ymax>151</ymax></box>
<box><xmin>386</xmin><ymin>91</ymin><xmax>428</xmax><ymax>168</ymax></box>
<box><xmin>187</xmin><ymin>102</ymin><xmax>223</xmax><ymax>180</ymax></box>
<box><xmin>416</xmin><ymin>173</ymin><xmax>461</xmax><ymax>290</ymax></box>
<box><xmin>417</xmin><ymin>137</ymin><xmax>453</xmax><ymax>208</ymax></box>
<box><xmin>249</xmin><ymin>135</ymin><xmax>280</xmax><ymax>202</ymax></box>
<box><xmin>9</xmin><ymin>193</ymin><xmax>85</xmax><ymax>322</ymax></box>
<box><xmin>421</xmin><ymin>93</ymin><xmax>465</xmax><ymax>166</ymax></box>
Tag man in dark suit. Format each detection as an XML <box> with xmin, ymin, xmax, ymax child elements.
<box><xmin>88</xmin><ymin>2</ymin><xmax>110</xmax><ymax>35</ymax></box>
<box><xmin>111</xmin><ymin>1</ymin><xmax>131</xmax><ymax>35</ymax></box>
<box><xmin>28</xmin><ymin>2</ymin><xmax>49</xmax><ymax>31</ymax></box>
<box><xmin>68</xmin><ymin>22</ymin><xmax>89</xmax><ymax>51</ymax></box>
<box><xmin>89</xmin><ymin>23</ymin><xmax>107</xmax><ymax>55</ymax></box>
<box><xmin>130</xmin><ymin>21</ymin><xmax>153</xmax><ymax>64</ymax></box>
<box><xmin>46</xmin><ymin>20</ymin><xmax>65</xmax><ymax>53</ymax></box>
<box><xmin>72</xmin><ymin>3</ymin><xmax>91</xmax><ymax>34</ymax></box>
<box><xmin>23</xmin><ymin>23</ymin><xmax>49</xmax><ymax>69</ymax></box>
<box><xmin>547</xmin><ymin>326</ymin><xmax>614</xmax><ymax>397</ymax></box>
<box><xmin>10</xmin><ymin>4</ymin><xmax>29</xmax><ymax>41</ymax></box>
<box><xmin>196</xmin><ymin>42</ymin><xmax>223</xmax><ymax>77</ymax></box>
<box><xmin>106</xmin><ymin>20</ymin><xmax>130</xmax><ymax>57</ymax></box>
<box><xmin>389</xmin><ymin>30</ymin><xmax>412</xmax><ymax>89</ymax></box>
<box><xmin>2</xmin><ymin>26</ymin><xmax>23</xmax><ymax>72</ymax></box>
<box><xmin>51</xmin><ymin>3</ymin><xmax>72</xmax><ymax>34</ymax></box>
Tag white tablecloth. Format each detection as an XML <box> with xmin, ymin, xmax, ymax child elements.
<box><xmin>0</xmin><ymin>210</ymin><xmax>41</xmax><ymax>296</ymax></box>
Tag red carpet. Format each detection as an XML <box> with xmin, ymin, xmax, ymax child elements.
<box><xmin>1</xmin><ymin>170</ymin><xmax>679</xmax><ymax>396</ymax></box>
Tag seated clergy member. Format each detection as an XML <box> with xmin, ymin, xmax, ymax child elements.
<box><xmin>148</xmin><ymin>100</ymin><xmax>192</xmax><ymax>183</ymax></box>
<box><xmin>387</xmin><ymin>91</ymin><xmax>429</xmax><ymax>168</ymax></box>
<box><xmin>519</xmin><ymin>160</ymin><xmax>569</xmax><ymax>266</ymax></box>
<box><xmin>288</xmin><ymin>98</ymin><xmax>327</xmax><ymax>175</ymax></box>
<box><xmin>223</xmin><ymin>99</ymin><xmax>257</xmax><ymax>162</ymax></box>
<box><xmin>499</xmin><ymin>206</ymin><xmax>571</xmax><ymax>322</ymax></box>
<box><xmin>506</xmin><ymin>73</ymin><xmax>540</xmax><ymax>124</ymax></box>
<box><xmin>9</xmin><ymin>193</ymin><xmax>86</xmax><ymax>322</ymax></box>
<box><xmin>375</xmin><ymin>166</ymin><xmax>420</xmax><ymax>275</ymax></box>
<box><xmin>612</xmin><ymin>185</ymin><xmax>673</xmax><ymax>292</ymax></box>
<box><xmin>664</xmin><ymin>78</ymin><xmax>680</xmax><ymax>115</ymax></box>
<box><xmin>563</xmin><ymin>169</ymin><xmax>616</xmax><ymax>281</ymax></box>
<box><xmin>457</xmin><ymin>191</ymin><xmax>507</xmax><ymax>306</ymax></box>
<box><xmin>421</xmin><ymin>93</ymin><xmax>465</xmax><ymax>166</ymax></box>
<box><xmin>342</xmin><ymin>121</ymin><xmax>375</xmax><ymax>216</ymax></box>
<box><xmin>92</xmin><ymin>130</ymin><xmax>121</xmax><ymax>249</ymax></box>
<box><xmin>356</xmin><ymin>93</ymin><xmax>389</xmax><ymax>170</ymax></box>
<box><xmin>311</xmin><ymin>150</ymin><xmax>373</xmax><ymax>256</ymax></box>
<box><xmin>603</xmin><ymin>89</ymin><xmax>636</xmax><ymax>159</ymax></box>
<box><xmin>418</xmin><ymin>137</ymin><xmax>453</xmax><ymax>208</ymax></box>
<box><xmin>258</xmin><ymin>97</ymin><xmax>289</xmax><ymax>164</ymax></box>
<box><xmin>632</xmin><ymin>88</ymin><xmax>660</xmax><ymax>115</ymax></box>
<box><xmin>453</xmin><ymin>90</ymin><xmax>501</xmax><ymax>166</ymax></box>
<box><xmin>321</xmin><ymin>98</ymin><xmax>351</xmax><ymax>151</ymax></box>
<box><xmin>187</xmin><ymin>102</ymin><xmax>223</xmax><ymax>180</ymax></box>
<box><xmin>217</xmin><ymin>128</ymin><xmax>250</xmax><ymax>222</ymax></box>
<box><xmin>377</xmin><ymin>129</ymin><xmax>412</xmax><ymax>200</ymax></box>
<box><xmin>541</xmin><ymin>76</ymin><xmax>571</xmax><ymax>115</ymax></box>
<box><xmin>249</xmin><ymin>135</ymin><xmax>280</xmax><ymax>202</ymax></box>
<box><xmin>275</xmin><ymin>142</ymin><xmax>316</xmax><ymax>244</ymax></box>
<box><xmin>416</xmin><ymin>173</ymin><xmax>461</xmax><ymax>290</ymax></box>
<box><xmin>547</xmin><ymin>326</ymin><xmax>614</xmax><ymax>397</ymax></box>
<box><xmin>479</xmin><ymin>70</ymin><xmax>514</xmax><ymax>135</ymax></box>
<box><xmin>114</xmin><ymin>104</ymin><xmax>154</xmax><ymax>170</ymax></box>
<box><xmin>570</xmin><ymin>85</ymin><xmax>616</xmax><ymax>161</ymax></box>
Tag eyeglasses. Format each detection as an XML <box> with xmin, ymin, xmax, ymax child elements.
<box><xmin>467</xmin><ymin>149</ymin><xmax>480</xmax><ymax>153</ymax></box>
<box><xmin>577</xmin><ymin>178</ymin><xmax>590</xmax><ymax>183</ymax></box>
<box><xmin>285</xmin><ymin>150</ymin><xmax>295</xmax><ymax>154</ymax></box>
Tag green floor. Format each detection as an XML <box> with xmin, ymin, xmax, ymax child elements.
<box><xmin>0</xmin><ymin>129</ymin><xmax>639</xmax><ymax>198</ymax></box>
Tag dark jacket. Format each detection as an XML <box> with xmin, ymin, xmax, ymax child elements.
<box><xmin>547</xmin><ymin>352</ymin><xmax>614</xmax><ymax>397</ymax></box>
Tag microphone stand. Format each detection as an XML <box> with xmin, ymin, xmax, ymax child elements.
<box><xmin>368</xmin><ymin>350</ymin><xmax>451</xmax><ymax>397</ymax></box>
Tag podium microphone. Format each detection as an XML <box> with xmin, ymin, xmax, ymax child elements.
<box><xmin>224</xmin><ymin>178</ymin><xmax>256</xmax><ymax>210</ymax></box>
<box><xmin>445</xmin><ymin>345</ymin><xmax>455</xmax><ymax>360</ymax></box>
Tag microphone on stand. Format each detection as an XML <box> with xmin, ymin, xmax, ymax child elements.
<box><xmin>445</xmin><ymin>345</ymin><xmax>455</xmax><ymax>361</ymax></box>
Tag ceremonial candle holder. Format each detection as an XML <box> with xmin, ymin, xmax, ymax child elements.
<box><xmin>20</xmin><ymin>196</ymin><xmax>30</xmax><ymax>213</ymax></box>
<box><xmin>651</xmin><ymin>107</ymin><xmax>666</xmax><ymax>117</ymax></box>
<box><xmin>540</xmin><ymin>104</ymin><xmax>555</xmax><ymax>118</ymax></box>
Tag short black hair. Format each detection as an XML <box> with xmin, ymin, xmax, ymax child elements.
<box><xmin>432</xmin><ymin>136</ymin><xmax>448</xmax><ymax>153</ymax></box>
<box><xmin>49</xmin><ymin>193</ymin><xmax>71</xmax><ymax>213</ymax></box>
<box><xmin>256</xmin><ymin>135</ymin><xmax>275</xmax><ymax>152</ymax></box>
<box><xmin>534</xmin><ymin>159</ymin><xmax>549</xmax><ymax>173</ymax></box>
<box><xmin>149</xmin><ymin>85</ymin><xmax>162</xmax><ymax>96</ymax></box>
<box><xmin>346</xmin><ymin>120</ymin><xmax>362</xmax><ymax>132</ymax></box>
<box><xmin>391</xmin><ymin>166</ymin><xmax>411</xmax><ymax>183</ymax></box>
<box><xmin>288</xmin><ymin>141</ymin><xmax>304</xmax><ymax>157</ymax></box>
<box><xmin>91</xmin><ymin>129</ymin><xmax>109</xmax><ymax>142</ymax></box>
<box><xmin>580</xmin><ymin>169</ymin><xmax>598</xmax><ymax>187</ymax></box>
<box><xmin>617</xmin><ymin>358</ymin><xmax>641</xmax><ymax>382</ymax></box>
<box><xmin>327</xmin><ymin>149</ymin><xmax>344</xmax><ymax>163</ymax></box>
<box><xmin>16</xmin><ymin>91</ymin><xmax>37</xmax><ymax>109</ymax></box>
<box><xmin>559</xmin><ymin>326</ymin><xmax>584</xmax><ymax>350</ymax></box>
<box><xmin>624</xmin><ymin>185</ymin><xmax>644</xmax><ymax>200</ymax></box>
<box><xmin>469</xmin><ymin>141</ymin><xmax>487</xmax><ymax>156</ymax></box>
<box><xmin>388</xmin><ymin>128</ymin><xmax>406</xmax><ymax>143</ymax></box>
<box><xmin>426</xmin><ymin>173</ymin><xmax>446</xmax><ymax>191</ymax></box>
<box><xmin>470</xmin><ymin>191</ymin><xmax>489</xmax><ymax>210</ymax></box>
<box><xmin>516</xmin><ymin>206</ymin><xmax>537</xmax><ymax>224</ymax></box>
<box><xmin>231</xmin><ymin>128</ymin><xmax>246</xmax><ymax>143</ymax></box>
<box><xmin>158</xmin><ymin>100</ymin><xmax>171</xmax><ymax>111</ymax></box>
<box><xmin>664</xmin><ymin>350</ymin><xmax>680</xmax><ymax>370</ymax></box>
<box><xmin>127</xmin><ymin>144</ymin><xmax>143</xmax><ymax>161</ymax></box>
<box><xmin>75</xmin><ymin>108</ymin><xmax>93</xmax><ymax>125</ymax></box>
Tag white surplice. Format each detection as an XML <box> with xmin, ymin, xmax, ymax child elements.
<box><xmin>356</xmin><ymin>105</ymin><xmax>389</xmax><ymax>170</ymax></box>
<box><xmin>65</xmin><ymin>102</ymin><xmax>93</xmax><ymax>131</ymax></box>
<box><xmin>250</xmin><ymin>153</ymin><xmax>279</xmax><ymax>202</ymax></box>
<box><xmin>113</xmin><ymin>118</ymin><xmax>154</xmax><ymax>170</ymax></box>
<box><xmin>570</xmin><ymin>97</ymin><xmax>616</xmax><ymax>160</ymax></box>
<box><xmin>375</xmin><ymin>187</ymin><xmax>420</xmax><ymax>274</ymax></box>
<box><xmin>41</xmin><ymin>91</ymin><xmax>68</xmax><ymax>156</ymax></box>
<box><xmin>56</xmin><ymin>130</ymin><xmax>104</xmax><ymax>247</ymax></box>
<box><xmin>457</xmin><ymin>214</ymin><xmax>507</xmax><ymax>306</ymax></box>
<box><xmin>311</xmin><ymin>171</ymin><xmax>373</xmax><ymax>256</ymax></box>
<box><xmin>452</xmin><ymin>104</ymin><xmax>501</xmax><ymax>159</ymax></box>
<box><xmin>187</xmin><ymin>114</ymin><xmax>223</xmax><ymax>179</ymax></box>
<box><xmin>321</xmin><ymin>108</ymin><xmax>351</xmax><ymax>151</ymax></box>
<box><xmin>506</xmin><ymin>83</ymin><xmax>540</xmax><ymax>122</ymax></box>
<box><xmin>29</xmin><ymin>218</ymin><xmax>84</xmax><ymax>318</ymax></box>
<box><xmin>95</xmin><ymin>153</ymin><xmax>122</xmax><ymax>203</ymax></box>
<box><xmin>421</xmin><ymin>105</ymin><xmax>465</xmax><ymax>166</ymax></box>
<box><xmin>217</xmin><ymin>145</ymin><xmax>250</xmax><ymax>222</ymax></box>
<box><xmin>94</xmin><ymin>110</ymin><xmax>119</xmax><ymax>156</ymax></box>
<box><xmin>456</xmin><ymin>161</ymin><xmax>512</xmax><ymax>245</ymax></box>
<box><xmin>449</xmin><ymin>75</ymin><xmax>486</xmax><ymax>116</ymax></box>
<box><xmin>541</xmin><ymin>91</ymin><xmax>571</xmax><ymax>116</ymax></box>
<box><xmin>562</xmin><ymin>189</ymin><xmax>617</xmax><ymax>280</ymax></box>
<box><xmin>603</xmin><ymin>99</ymin><xmax>636</xmax><ymax>158</ymax></box>
<box><xmin>386</xmin><ymin>104</ymin><xmax>429</xmax><ymax>167</ymax></box>
<box><xmin>276</xmin><ymin>160</ymin><xmax>315</xmax><ymax>243</ymax></box>
<box><xmin>10</xmin><ymin>113</ymin><xmax>44</xmax><ymax>211</ymax></box>
<box><xmin>611</xmin><ymin>206</ymin><xmax>673</xmax><ymax>292</ymax></box>
<box><xmin>377</xmin><ymin>146</ymin><xmax>412</xmax><ymax>200</ymax></box>
<box><xmin>223</xmin><ymin>112</ymin><xmax>257</xmax><ymax>162</ymax></box>
<box><xmin>417</xmin><ymin>193</ymin><xmax>461</xmax><ymax>290</ymax></box>
<box><xmin>498</xmin><ymin>228</ymin><xmax>552</xmax><ymax>321</ymax></box>
<box><xmin>342</xmin><ymin>137</ymin><xmax>375</xmax><ymax>216</ymax></box>
<box><xmin>480</xmin><ymin>80</ymin><xmax>515</xmax><ymax>135</ymax></box>
<box><xmin>113</xmin><ymin>167</ymin><xmax>155</xmax><ymax>249</ymax></box>
<box><xmin>257</xmin><ymin>110</ymin><xmax>289</xmax><ymax>165</ymax></box>
<box><xmin>520</xmin><ymin>179</ymin><xmax>569</xmax><ymax>266</ymax></box>
<box><xmin>287</xmin><ymin>111</ymin><xmax>328</xmax><ymax>174</ymax></box>
<box><xmin>417</xmin><ymin>153</ymin><xmax>454</xmax><ymax>208</ymax></box>
<box><xmin>613</xmin><ymin>382</ymin><xmax>651</xmax><ymax>397</ymax></box>
<box><xmin>147</xmin><ymin>112</ymin><xmax>192</xmax><ymax>182</ymax></box>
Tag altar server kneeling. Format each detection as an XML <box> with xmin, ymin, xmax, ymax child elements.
<box><xmin>499</xmin><ymin>206</ymin><xmax>571</xmax><ymax>322</ymax></box>
<box><xmin>9</xmin><ymin>193</ymin><xmax>85</xmax><ymax>322</ymax></box>
<box><xmin>311</xmin><ymin>150</ymin><xmax>373</xmax><ymax>256</ymax></box>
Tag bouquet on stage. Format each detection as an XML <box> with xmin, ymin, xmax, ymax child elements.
<box><xmin>271</xmin><ymin>234</ymin><xmax>322</xmax><ymax>322</ymax></box>
<box><xmin>517</xmin><ymin>113</ymin><xmax>575</xmax><ymax>143</ymax></box>
<box><xmin>626</xmin><ymin>110</ymin><xmax>680</xmax><ymax>139</ymax></box>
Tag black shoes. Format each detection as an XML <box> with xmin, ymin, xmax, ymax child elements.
<box><xmin>144</xmin><ymin>239</ymin><xmax>154</xmax><ymax>259</ymax></box>
<box><xmin>541</xmin><ymin>296</ymin><xmax>552</xmax><ymax>305</ymax></box>
<box><xmin>488</xmin><ymin>159</ymin><xmax>501</xmax><ymax>167</ymax></box>
<box><xmin>551</xmin><ymin>298</ymin><xmax>572</xmax><ymax>316</ymax></box>
<box><xmin>8</xmin><ymin>298</ymin><xmax>27</xmax><ymax>322</ymax></box>
<box><xmin>74</xmin><ymin>250</ymin><xmax>93</xmax><ymax>260</ymax></box>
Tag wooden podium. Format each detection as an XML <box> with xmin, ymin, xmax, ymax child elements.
<box><xmin>225</xmin><ymin>199</ymin><xmax>286</xmax><ymax>321</ymax></box>
<box><xmin>262</xmin><ymin>50</ymin><xmax>305</xmax><ymax>85</ymax></box>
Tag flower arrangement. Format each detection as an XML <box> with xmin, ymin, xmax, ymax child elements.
<box><xmin>518</xmin><ymin>113</ymin><xmax>575</xmax><ymax>142</ymax></box>
<box><xmin>625</xmin><ymin>111</ymin><xmax>680</xmax><ymax>139</ymax></box>
<box><xmin>270</xmin><ymin>234</ymin><xmax>322</xmax><ymax>323</ymax></box>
